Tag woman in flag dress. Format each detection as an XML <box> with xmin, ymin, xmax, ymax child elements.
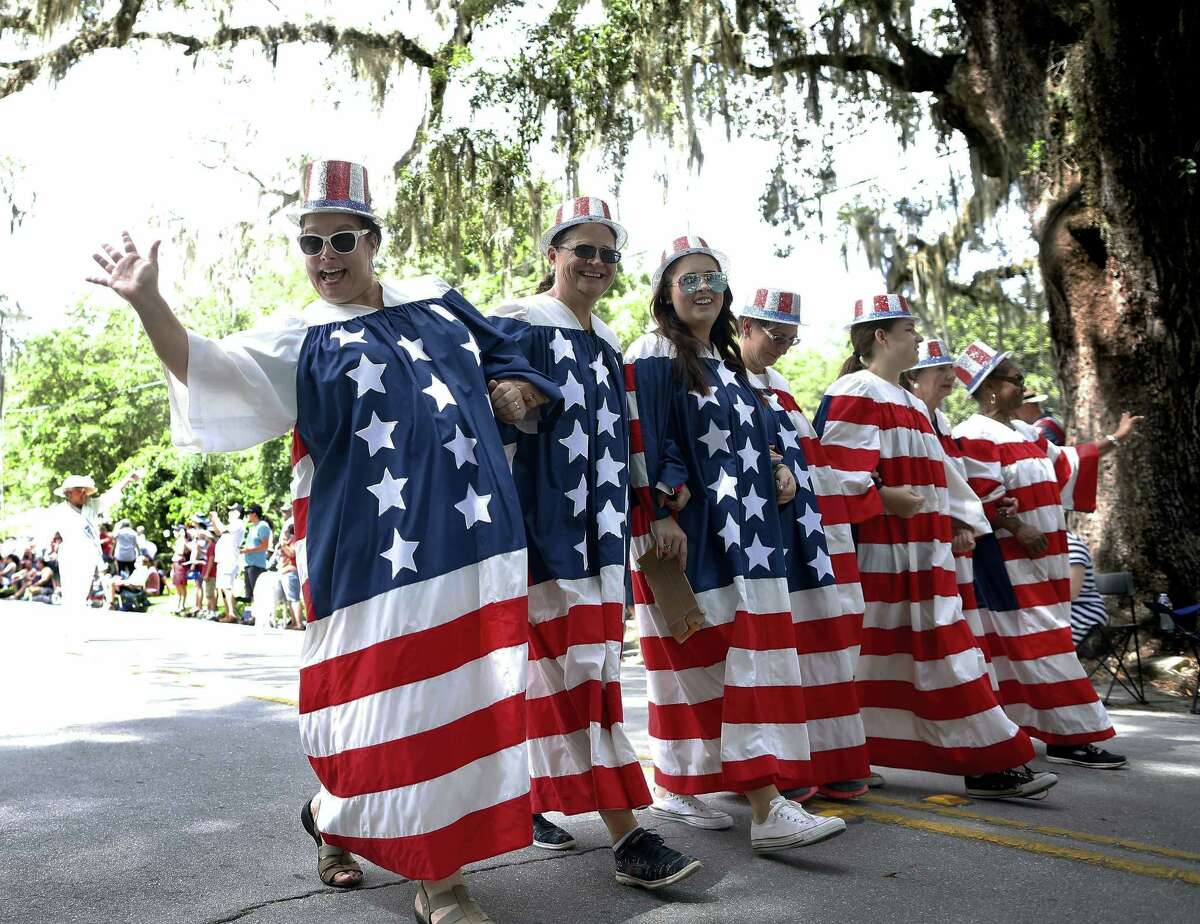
<box><xmin>627</xmin><ymin>237</ymin><xmax>847</xmax><ymax>853</ymax></box>
<box><xmin>952</xmin><ymin>341</ymin><xmax>1140</xmax><ymax>769</ymax></box>
<box><xmin>488</xmin><ymin>197</ymin><xmax>701</xmax><ymax>890</ymax></box>
<box><xmin>814</xmin><ymin>298</ymin><xmax>1056</xmax><ymax>800</ymax></box>
<box><xmin>735</xmin><ymin>288</ymin><xmax>872</xmax><ymax>801</ymax></box>
<box><xmin>87</xmin><ymin>160</ymin><xmax>561</xmax><ymax>924</ymax></box>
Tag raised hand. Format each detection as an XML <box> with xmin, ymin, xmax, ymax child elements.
<box><xmin>1112</xmin><ymin>411</ymin><xmax>1144</xmax><ymax>442</ymax></box>
<box><xmin>86</xmin><ymin>231</ymin><xmax>162</xmax><ymax>310</ymax></box>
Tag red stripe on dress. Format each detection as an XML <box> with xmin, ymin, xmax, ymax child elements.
<box><xmin>653</xmin><ymin>754</ymin><xmax>812</xmax><ymax>795</ymax></box>
<box><xmin>857</xmin><ymin>512</ymin><xmax>952</xmax><ymax>544</ymax></box>
<box><xmin>858</xmin><ymin>675</ymin><xmax>1011</xmax><ymax>721</ymax></box>
<box><xmin>639</xmin><ymin>611</ymin><xmax>799</xmax><ymax>671</ymax></box>
<box><xmin>527</xmin><ymin>603</ymin><xmax>624</xmax><ymax>661</ymax></box>
<box><xmin>860</xmin><ymin>620</ymin><xmax>983</xmax><ymax>662</ymax></box>
<box><xmin>1008</xmin><ymin>481</ymin><xmax>1064</xmax><ymax>512</ymax></box>
<box><xmin>302</xmin><ymin>578</ymin><xmax>316</xmax><ymax>622</ymax></box>
<box><xmin>999</xmin><ymin>578</ymin><xmax>1072</xmax><ymax>609</ymax></box>
<box><xmin>841</xmin><ymin>486</ymin><xmax>885</xmax><ymax>523</ymax></box>
<box><xmin>866</xmin><ymin>731</ymin><xmax>1034</xmax><ymax>776</ymax></box>
<box><xmin>526</xmin><ymin>679</ymin><xmax>625</xmax><ymax>738</ymax></box>
<box><xmin>821</xmin><ymin>444</ymin><xmax>880</xmax><ymax>473</ymax></box>
<box><xmin>649</xmin><ymin>684</ymin><xmax>809</xmax><ymax>738</ymax></box>
<box><xmin>291</xmin><ymin>428</ymin><xmax>309</xmax><ymax>466</ymax></box>
<box><xmin>997</xmin><ymin>676</ymin><xmax>1109</xmax><ymax>711</ymax></box>
<box><xmin>998</xmin><ymin>531</ymin><xmax>1067</xmax><ymax>560</ymax></box>
<box><xmin>1070</xmin><ymin>442</ymin><xmax>1100</xmax><ymax>511</ymax></box>
<box><xmin>823</xmin><ymin>394</ymin><xmax>934</xmax><ymax>433</ymax></box>
<box><xmin>629</xmin><ymin>419</ymin><xmax>645</xmax><ymax>453</ymax></box>
<box><xmin>321</xmin><ymin>792</ymin><xmax>530</xmax><ymax>882</ymax></box>
<box><xmin>797</xmin><ymin>680</ymin><xmax>860</xmax><ymax>720</ymax></box>
<box><xmin>858</xmin><ymin>566</ymin><xmax>959</xmax><ymax>603</ymax></box>
<box><xmin>876</xmin><ymin>456</ymin><xmax>948</xmax><ymax>489</ymax></box>
<box><xmin>810</xmin><ymin>743</ymin><xmax>871</xmax><ymax>784</ymax></box>
<box><xmin>299</xmin><ymin>597</ymin><xmax>527</xmax><ymax>713</ymax></box>
<box><xmin>292</xmin><ymin>496</ymin><xmax>309</xmax><ymax>542</ymax></box>
<box><xmin>310</xmin><ymin>692</ymin><xmax>526</xmax><ymax>797</ymax></box>
<box><xmin>996</xmin><ymin>441</ymin><xmax>1049</xmax><ymax>465</ymax></box>
<box><xmin>1019</xmin><ymin>725</ymin><xmax>1116</xmax><ymax>747</ymax></box>
<box><xmin>531</xmin><ymin>761</ymin><xmax>651</xmax><ymax>815</ymax></box>
<box><xmin>623</xmin><ymin>364</ymin><xmax>637</xmax><ymax>391</ymax></box>
<box><xmin>793</xmin><ymin>613</ymin><xmax>863</xmax><ymax>654</ymax></box>
<box><xmin>772</xmin><ymin>389</ymin><xmax>801</xmax><ymax>413</ymax></box>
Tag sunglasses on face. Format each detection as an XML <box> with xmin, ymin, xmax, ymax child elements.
<box><xmin>674</xmin><ymin>271</ymin><xmax>729</xmax><ymax>294</ymax></box>
<box><xmin>991</xmin><ymin>372</ymin><xmax>1025</xmax><ymax>387</ymax></box>
<box><xmin>556</xmin><ymin>242</ymin><xmax>622</xmax><ymax>264</ymax></box>
<box><xmin>762</xmin><ymin>328</ymin><xmax>800</xmax><ymax>347</ymax></box>
<box><xmin>297</xmin><ymin>228</ymin><xmax>372</xmax><ymax>256</ymax></box>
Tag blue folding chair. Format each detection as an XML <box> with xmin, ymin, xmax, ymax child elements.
<box><xmin>1144</xmin><ymin>598</ymin><xmax>1200</xmax><ymax>714</ymax></box>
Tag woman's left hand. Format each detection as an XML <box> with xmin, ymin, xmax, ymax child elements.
<box><xmin>489</xmin><ymin>379</ymin><xmax>539</xmax><ymax>423</ymax></box>
<box><xmin>774</xmin><ymin>464</ymin><xmax>797</xmax><ymax>506</ymax></box>
<box><xmin>1112</xmin><ymin>411</ymin><xmax>1144</xmax><ymax>442</ymax></box>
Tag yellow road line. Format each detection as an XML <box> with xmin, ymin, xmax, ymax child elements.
<box><xmin>816</xmin><ymin>802</ymin><xmax>1200</xmax><ymax>887</ymax></box>
<box><xmin>846</xmin><ymin>794</ymin><xmax>1200</xmax><ymax>864</ymax></box>
<box><xmin>249</xmin><ymin>694</ymin><xmax>298</xmax><ymax>707</ymax></box>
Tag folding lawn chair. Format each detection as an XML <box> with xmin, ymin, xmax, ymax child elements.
<box><xmin>1144</xmin><ymin>598</ymin><xmax>1200</xmax><ymax>715</ymax></box>
<box><xmin>1080</xmin><ymin>571</ymin><xmax>1147</xmax><ymax>704</ymax></box>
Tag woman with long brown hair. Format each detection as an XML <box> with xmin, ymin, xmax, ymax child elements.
<box><xmin>626</xmin><ymin>237</ymin><xmax>847</xmax><ymax>853</ymax></box>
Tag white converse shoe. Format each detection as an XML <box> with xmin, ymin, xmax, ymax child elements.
<box><xmin>646</xmin><ymin>790</ymin><xmax>734</xmax><ymax>830</ymax></box>
<box><xmin>751</xmin><ymin>797</ymin><xmax>846</xmax><ymax>853</ymax></box>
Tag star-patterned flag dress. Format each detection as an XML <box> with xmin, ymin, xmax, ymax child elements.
<box><xmin>626</xmin><ymin>333</ymin><xmax>817</xmax><ymax>795</ymax></box>
<box><xmin>814</xmin><ymin>371</ymin><xmax>1034</xmax><ymax>775</ymax></box>
<box><xmin>930</xmin><ymin>408</ymin><xmax>1000</xmax><ymax>691</ymax></box>
<box><xmin>952</xmin><ymin>414</ymin><xmax>1114</xmax><ymax>746</ymax></box>
<box><xmin>747</xmin><ymin>367</ymin><xmax>870</xmax><ymax>784</ymax></box>
<box><xmin>488</xmin><ymin>294</ymin><xmax>651</xmax><ymax>815</ymax></box>
<box><xmin>164</xmin><ymin>277</ymin><xmax>562</xmax><ymax>881</ymax></box>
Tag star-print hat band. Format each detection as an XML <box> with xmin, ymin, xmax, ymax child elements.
<box><xmin>540</xmin><ymin>196</ymin><xmax>628</xmax><ymax>255</ymax></box>
<box><xmin>651</xmin><ymin>235</ymin><xmax>730</xmax><ymax>291</ymax></box>
<box><xmin>291</xmin><ymin>160</ymin><xmax>379</xmax><ymax>226</ymax></box>
<box><xmin>847</xmin><ymin>293</ymin><xmax>913</xmax><ymax>328</ymax></box>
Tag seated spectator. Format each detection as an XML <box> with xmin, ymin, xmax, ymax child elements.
<box><xmin>1067</xmin><ymin>530</ymin><xmax>1109</xmax><ymax>648</ymax></box>
<box><xmin>0</xmin><ymin>554</ymin><xmax>19</xmax><ymax>588</ymax></box>
<box><xmin>22</xmin><ymin>557</ymin><xmax>57</xmax><ymax>603</ymax></box>
<box><xmin>106</xmin><ymin>555</ymin><xmax>153</xmax><ymax>610</ymax></box>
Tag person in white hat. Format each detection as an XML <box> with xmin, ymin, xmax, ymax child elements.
<box><xmin>45</xmin><ymin>471</ymin><xmax>139</xmax><ymax>641</ymax></box>
<box><xmin>953</xmin><ymin>342</ymin><xmax>1141</xmax><ymax>770</ymax></box>
<box><xmin>87</xmin><ymin>159</ymin><xmax>561</xmax><ymax>923</ymax></box>
<box><xmin>736</xmin><ymin>288</ymin><xmax>872</xmax><ymax>801</ymax></box>
<box><xmin>488</xmin><ymin>199</ymin><xmax>702</xmax><ymax>889</ymax></box>
<box><xmin>627</xmin><ymin>237</ymin><xmax>848</xmax><ymax>854</ymax></box>
<box><xmin>815</xmin><ymin>299</ymin><xmax>1056</xmax><ymax>800</ymax></box>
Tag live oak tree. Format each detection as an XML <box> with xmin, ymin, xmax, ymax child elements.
<box><xmin>3</xmin><ymin>1</ymin><xmax>1196</xmax><ymax>598</ymax></box>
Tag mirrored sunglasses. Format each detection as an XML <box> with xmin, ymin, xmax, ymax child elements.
<box><xmin>675</xmin><ymin>271</ymin><xmax>728</xmax><ymax>294</ymax></box>
<box><xmin>297</xmin><ymin>228</ymin><xmax>371</xmax><ymax>256</ymax></box>
<box><xmin>557</xmin><ymin>243</ymin><xmax>622</xmax><ymax>264</ymax></box>
<box><xmin>762</xmin><ymin>328</ymin><xmax>800</xmax><ymax>347</ymax></box>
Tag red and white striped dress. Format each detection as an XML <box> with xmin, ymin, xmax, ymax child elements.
<box><xmin>815</xmin><ymin>371</ymin><xmax>1033</xmax><ymax>775</ymax></box>
<box><xmin>952</xmin><ymin>415</ymin><xmax>1114</xmax><ymax>745</ymax></box>
<box><xmin>751</xmin><ymin>367</ymin><xmax>870</xmax><ymax>784</ymax></box>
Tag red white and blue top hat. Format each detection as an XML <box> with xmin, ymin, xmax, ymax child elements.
<box><xmin>291</xmin><ymin>160</ymin><xmax>378</xmax><ymax>225</ymax></box>
<box><xmin>651</xmin><ymin>235</ymin><xmax>730</xmax><ymax>291</ymax></box>
<box><xmin>907</xmin><ymin>337</ymin><xmax>954</xmax><ymax>371</ymax></box>
<box><xmin>847</xmin><ymin>293</ymin><xmax>913</xmax><ymax>328</ymax></box>
<box><xmin>540</xmin><ymin>196</ymin><xmax>628</xmax><ymax>255</ymax></box>
<box><xmin>954</xmin><ymin>339</ymin><xmax>1011</xmax><ymax>395</ymax></box>
<box><xmin>740</xmin><ymin>288</ymin><xmax>802</xmax><ymax>326</ymax></box>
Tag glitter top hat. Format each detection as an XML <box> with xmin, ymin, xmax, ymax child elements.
<box><xmin>540</xmin><ymin>196</ymin><xmax>627</xmax><ymax>255</ymax></box>
<box><xmin>907</xmin><ymin>337</ymin><xmax>954</xmax><ymax>371</ymax></box>
<box><xmin>651</xmin><ymin>235</ymin><xmax>730</xmax><ymax>291</ymax></box>
<box><xmin>740</xmin><ymin>288</ymin><xmax>802</xmax><ymax>326</ymax></box>
<box><xmin>954</xmin><ymin>339</ymin><xmax>1012</xmax><ymax>395</ymax></box>
<box><xmin>847</xmin><ymin>293</ymin><xmax>914</xmax><ymax>329</ymax></box>
<box><xmin>290</xmin><ymin>160</ymin><xmax>378</xmax><ymax>225</ymax></box>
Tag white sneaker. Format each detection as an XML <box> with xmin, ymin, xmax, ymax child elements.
<box><xmin>751</xmin><ymin>797</ymin><xmax>846</xmax><ymax>853</ymax></box>
<box><xmin>646</xmin><ymin>791</ymin><xmax>734</xmax><ymax>830</ymax></box>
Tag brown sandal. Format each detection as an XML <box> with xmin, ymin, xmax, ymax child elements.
<box><xmin>300</xmin><ymin>799</ymin><xmax>363</xmax><ymax>888</ymax></box>
<box><xmin>414</xmin><ymin>883</ymin><xmax>494</xmax><ymax>923</ymax></box>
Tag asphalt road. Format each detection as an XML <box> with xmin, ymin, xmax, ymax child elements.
<box><xmin>2</xmin><ymin>600</ymin><xmax>1198</xmax><ymax>924</ymax></box>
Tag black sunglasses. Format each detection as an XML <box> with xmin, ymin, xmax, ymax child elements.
<box><xmin>991</xmin><ymin>373</ymin><xmax>1025</xmax><ymax>387</ymax></box>
<box><xmin>556</xmin><ymin>242</ymin><xmax>622</xmax><ymax>264</ymax></box>
<box><xmin>297</xmin><ymin>228</ymin><xmax>371</xmax><ymax>256</ymax></box>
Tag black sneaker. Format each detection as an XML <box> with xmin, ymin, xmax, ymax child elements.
<box><xmin>964</xmin><ymin>766</ymin><xmax>1058</xmax><ymax>800</ymax></box>
<box><xmin>614</xmin><ymin>828</ymin><xmax>702</xmax><ymax>890</ymax></box>
<box><xmin>1045</xmin><ymin>743</ymin><xmax>1128</xmax><ymax>769</ymax></box>
<box><xmin>532</xmin><ymin>813</ymin><xmax>577</xmax><ymax>850</ymax></box>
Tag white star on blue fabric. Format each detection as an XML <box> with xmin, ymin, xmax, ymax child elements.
<box><xmin>455</xmin><ymin>484</ymin><xmax>492</xmax><ymax>529</ymax></box>
<box><xmin>690</xmin><ymin>388</ymin><xmax>719</xmax><ymax>410</ymax></box>
<box><xmin>565</xmin><ymin>472</ymin><xmax>588</xmax><ymax>516</ymax></box>
<box><xmin>794</xmin><ymin>465</ymin><xmax>813</xmax><ymax>491</ymax></box>
<box><xmin>742</xmin><ymin>484</ymin><xmax>766</xmax><ymax>521</ymax></box>
<box><xmin>732</xmin><ymin>395</ymin><xmax>755</xmax><ymax>428</ymax></box>
<box><xmin>589</xmin><ymin>354</ymin><xmax>610</xmax><ymax>389</ymax></box>
<box><xmin>596</xmin><ymin>448</ymin><xmax>625</xmax><ymax>487</ymax></box>
<box><xmin>443</xmin><ymin>426</ymin><xmax>477</xmax><ymax>469</ymax></box>
<box><xmin>355</xmin><ymin>411</ymin><xmax>396</xmax><ymax>457</ymax></box>
<box><xmin>422</xmin><ymin>374</ymin><xmax>456</xmax><ymax>411</ymax></box>
<box><xmin>699</xmin><ymin>420</ymin><xmax>731</xmax><ymax>457</ymax></box>
<box><xmin>766</xmin><ymin>392</ymin><xmax>783</xmax><ymax>412</ymax></box>
<box><xmin>808</xmin><ymin>547</ymin><xmax>834</xmax><ymax>582</ymax></box>
<box><xmin>366</xmin><ymin>468</ymin><xmax>407</xmax><ymax>515</ymax></box>
<box><xmin>380</xmin><ymin>529</ymin><xmax>418</xmax><ymax>577</ymax></box>
<box><xmin>429</xmin><ymin>302</ymin><xmax>458</xmax><ymax>323</ymax></box>
<box><xmin>716</xmin><ymin>363</ymin><xmax>740</xmax><ymax>387</ymax></box>
<box><xmin>779</xmin><ymin>427</ymin><xmax>800</xmax><ymax>451</ymax></box>
<box><xmin>596</xmin><ymin>500</ymin><xmax>624</xmax><ymax>539</ymax></box>
<box><xmin>745</xmin><ymin>534</ymin><xmax>774</xmax><ymax>572</ymax></box>
<box><xmin>596</xmin><ymin>401</ymin><xmax>620</xmax><ymax>438</ymax></box>
<box><xmin>707</xmin><ymin>467</ymin><xmax>738</xmax><ymax>504</ymax></box>
<box><xmin>558</xmin><ymin>420</ymin><xmax>589</xmax><ymax>462</ymax></box>
<box><xmin>345</xmin><ymin>354</ymin><xmax>387</xmax><ymax>398</ymax></box>
<box><xmin>574</xmin><ymin>538</ymin><xmax>588</xmax><ymax>568</ymax></box>
<box><xmin>717</xmin><ymin>513</ymin><xmax>741</xmax><ymax>551</ymax></box>
<box><xmin>397</xmin><ymin>335</ymin><xmax>430</xmax><ymax>362</ymax></box>
<box><xmin>551</xmin><ymin>329</ymin><xmax>575</xmax><ymax>366</ymax></box>
<box><xmin>461</xmin><ymin>332</ymin><xmax>482</xmax><ymax>365</ymax></box>
<box><xmin>561</xmin><ymin>370</ymin><xmax>586</xmax><ymax>411</ymax></box>
<box><xmin>330</xmin><ymin>326</ymin><xmax>367</xmax><ymax>347</ymax></box>
<box><xmin>798</xmin><ymin>504</ymin><xmax>825</xmax><ymax>538</ymax></box>
<box><xmin>737</xmin><ymin>439</ymin><xmax>761</xmax><ymax>473</ymax></box>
